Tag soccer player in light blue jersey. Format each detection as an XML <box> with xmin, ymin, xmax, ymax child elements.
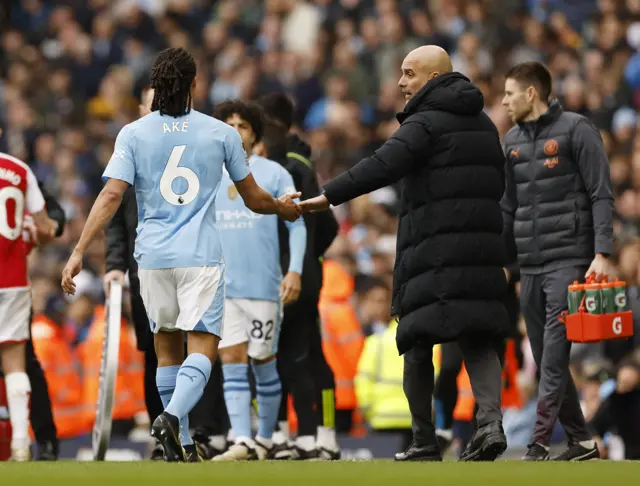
<box><xmin>211</xmin><ymin>100</ymin><xmax>307</xmax><ymax>461</ymax></box>
<box><xmin>60</xmin><ymin>48</ymin><xmax>302</xmax><ymax>462</ymax></box>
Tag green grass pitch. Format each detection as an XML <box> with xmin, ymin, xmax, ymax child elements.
<box><xmin>1</xmin><ymin>461</ymin><xmax>638</xmax><ymax>486</ymax></box>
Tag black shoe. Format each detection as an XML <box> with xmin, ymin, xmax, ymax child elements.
<box><xmin>318</xmin><ymin>447</ymin><xmax>341</xmax><ymax>461</ymax></box>
<box><xmin>192</xmin><ymin>431</ymin><xmax>226</xmax><ymax>460</ymax></box>
<box><xmin>184</xmin><ymin>444</ymin><xmax>202</xmax><ymax>462</ymax></box>
<box><xmin>551</xmin><ymin>442</ymin><xmax>599</xmax><ymax>462</ymax></box>
<box><xmin>151</xmin><ymin>412</ymin><xmax>187</xmax><ymax>462</ymax></box>
<box><xmin>36</xmin><ymin>440</ymin><xmax>59</xmax><ymax>461</ymax></box>
<box><xmin>459</xmin><ymin>421</ymin><xmax>507</xmax><ymax>462</ymax></box>
<box><xmin>521</xmin><ymin>443</ymin><xmax>550</xmax><ymax>461</ymax></box>
<box><xmin>150</xmin><ymin>440</ymin><xmax>164</xmax><ymax>461</ymax></box>
<box><xmin>293</xmin><ymin>446</ymin><xmax>319</xmax><ymax>460</ymax></box>
<box><xmin>394</xmin><ymin>440</ymin><xmax>442</xmax><ymax>462</ymax></box>
<box><xmin>269</xmin><ymin>441</ymin><xmax>297</xmax><ymax>460</ymax></box>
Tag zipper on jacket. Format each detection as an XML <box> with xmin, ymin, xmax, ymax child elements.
<box><xmin>529</xmin><ymin>134</ymin><xmax>540</xmax><ymax>263</ymax></box>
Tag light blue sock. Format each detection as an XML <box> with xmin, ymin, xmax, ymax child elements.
<box><xmin>222</xmin><ymin>363</ymin><xmax>252</xmax><ymax>440</ymax></box>
<box><xmin>156</xmin><ymin>365</ymin><xmax>194</xmax><ymax>445</ymax></box>
<box><xmin>164</xmin><ymin>353</ymin><xmax>211</xmax><ymax>440</ymax></box>
<box><xmin>252</xmin><ymin>360</ymin><xmax>282</xmax><ymax>440</ymax></box>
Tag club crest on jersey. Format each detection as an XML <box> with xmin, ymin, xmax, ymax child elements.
<box><xmin>543</xmin><ymin>139</ymin><xmax>559</xmax><ymax>168</ymax></box>
<box><xmin>243</xmin><ymin>148</ymin><xmax>249</xmax><ymax>166</ymax></box>
<box><xmin>228</xmin><ymin>185</ymin><xmax>238</xmax><ymax>200</ymax></box>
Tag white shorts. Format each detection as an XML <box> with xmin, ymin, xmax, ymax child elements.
<box><xmin>219</xmin><ymin>299</ymin><xmax>282</xmax><ymax>360</ymax></box>
<box><xmin>0</xmin><ymin>288</ymin><xmax>32</xmax><ymax>344</ymax></box>
<box><xmin>138</xmin><ymin>266</ymin><xmax>225</xmax><ymax>337</ymax></box>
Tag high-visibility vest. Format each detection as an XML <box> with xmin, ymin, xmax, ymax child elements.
<box><xmin>31</xmin><ymin>315</ymin><xmax>92</xmax><ymax>438</ymax></box>
<box><xmin>354</xmin><ymin>320</ymin><xmax>412</xmax><ymax>430</ymax></box>
<box><xmin>319</xmin><ymin>301</ymin><xmax>364</xmax><ymax>411</ymax></box>
<box><xmin>77</xmin><ymin>306</ymin><xmax>145</xmax><ymax>425</ymax></box>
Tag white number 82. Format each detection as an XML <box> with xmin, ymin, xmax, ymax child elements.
<box><xmin>160</xmin><ymin>145</ymin><xmax>200</xmax><ymax>206</ymax></box>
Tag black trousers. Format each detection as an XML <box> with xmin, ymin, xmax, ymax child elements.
<box><xmin>433</xmin><ymin>286</ymin><xmax>519</xmax><ymax>431</ymax></box>
<box><xmin>277</xmin><ymin>300</ymin><xmax>335</xmax><ymax>436</ymax></box>
<box><xmin>189</xmin><ymin>356</ymin><xmax>228</xmax><ymax>435</ymax></box>
<box><xmin>25</xmin><ymin>329</ymin><xmax>57</xmax><ymax>444</ymax></box>
<box><xmin>404</xmin><ymin>336</ymin><xmax>503</xmax><ymax>445</ymax></box>
<box><xmin>142</xmin><ymin>337</ymin><xmax>163</xmax><ymax>425</ymax></box>
<box><xmin>520</xmin><ymin>266</ymin><xmax>591</xmax><ymax>445</ymax></box>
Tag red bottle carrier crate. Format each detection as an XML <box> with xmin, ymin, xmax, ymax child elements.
<box><xmin>562</xmin><ymin>276</ymin><xmax>635</xmax><ymax>343</ymax></box>
<box><xmin>564</xmin><ymin>310</ymin><xmax>634</xmax><ymax>343</ymax></box>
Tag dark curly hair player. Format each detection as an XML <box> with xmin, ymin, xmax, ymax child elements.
<box><xmin>150</xmin><ymin>47</ymin><xmax>197</xmax><ymax>118</ymax></box>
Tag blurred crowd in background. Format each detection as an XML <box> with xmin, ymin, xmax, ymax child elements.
<box><xmin>1</xmin><ymin>0</ymin><xmax>639</xmax><ymax>458</ymax></box>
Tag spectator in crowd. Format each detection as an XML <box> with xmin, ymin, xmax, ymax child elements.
<box><xmin>589</xmin><ymin>354</ymin><xmax>640</xmax><ymax>460</ymax></box>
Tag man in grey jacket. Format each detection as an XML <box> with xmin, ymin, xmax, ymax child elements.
<box><xmin>501</xmin><ymin>62</ymin><xmax>615</xmax><ymax>461</ymax></box>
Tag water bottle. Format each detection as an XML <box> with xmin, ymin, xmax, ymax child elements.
<box><xmin>584</xmin><ymin>281</ymin><xmax>603</xmax><ymax>314</ymax></box>
<box><xmin>567</xmin><ymin>281</ymin><xmax>584</xmax><ymax>314</ymax></box>
<box><xmin>613</xmin><ymin>278</ymin><xmax>628</xmax><ymax>312</ymax></box>
<box><xmin>601</xmin><ymin>279</ymin><xmax>616</xmax><ymax>314</ymax></box>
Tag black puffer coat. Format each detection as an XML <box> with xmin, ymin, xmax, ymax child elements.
<box><xmin>323</xmin><ymin>72</ymin><xmax>510</xmax><ymax>354</ymax></box>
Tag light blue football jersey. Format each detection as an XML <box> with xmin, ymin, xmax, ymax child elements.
<box><xmin>102</xmin><ymin>110</ymin><xmax>250</xmax><ymax>270</ymax></box>
<box><xmin>216</xmin><ymin>155</ymin><xmax>306</xmax><ymax>301</ymax></box>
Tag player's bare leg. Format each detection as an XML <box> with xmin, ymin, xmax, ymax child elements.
<box><xmin>0</xmin><ymin>342</ymin><xmax>32</xmax><ymax>461</ymax></box>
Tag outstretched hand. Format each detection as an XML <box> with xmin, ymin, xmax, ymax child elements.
<box><xmin>277</xmin><ymin>192</ymin><xmax>302</xmax><ymax>222</ymax></box>
<box><xmin>299</xmin><ymin>194</ymin><xmax>330</xmax><ymax>214</ymax></box>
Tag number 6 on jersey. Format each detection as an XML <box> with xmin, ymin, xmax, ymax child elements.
<box><xmin>160</xmin><ymin>145</ymin><xmax>200</xmax><ymax>206</ymax></box>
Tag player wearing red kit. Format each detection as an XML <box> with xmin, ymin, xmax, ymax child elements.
<box><xmin>0</xmin><ymin>151</ymin><xmax>55</xmax><ymax>461</ymax></box>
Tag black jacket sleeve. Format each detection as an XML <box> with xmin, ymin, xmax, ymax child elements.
<box><xmin>39</xmin><ymin>182</ymin><xmax>66</xmax><ymax>237</ymax></box>
<box><xmin>323</xmin><ymin>119</ymin><xmax>431</xmax><ymax>206</ymax></box>
<box><xmin>288</xmin><ymin>156</ymin><xmax>339</xmax><ymax>256</ymax></box>
<box><xmin>572</xmin><ymin>119</ymin><xmax>614</xmax><ymax>256</ymax></box>
<box><xmin>105</xmin><ymin>188</ymin><xmax>130</xmax><ymax>273</ymax></box>
<box><xmin>501</xmin><ymin>150</ymin><xmax>519</xmax><ymax>281</ymax></box>
<box><xmin>303</xmin><ymin>167</ymin><xmax>338</xmax><ymax>255</ymax></box>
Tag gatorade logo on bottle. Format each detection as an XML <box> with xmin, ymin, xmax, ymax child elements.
<box><xmin>586</xmin><ymin>296</ymin><xmax>597</xmax><ymax>312</ymax></box>
<box><xmin>612</xmin><ymin>316</ymin><xmax>623</xmax><ymax>335</ymax></box>
<box><xmin>614</xmin><ymin>293</ymin><xmax>626</xmax><ymax>308</ymax></box>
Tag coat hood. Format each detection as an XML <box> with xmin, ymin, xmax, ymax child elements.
<box><xmin>397</xmin><ymin>72</ymin><xmax>484</xmax><ymax>123</ymax></box>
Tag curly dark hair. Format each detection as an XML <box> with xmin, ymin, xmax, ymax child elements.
<box><xmin>214</xmin><ymin>99</ymin><xmax>264</xmax><ymax>144</ymax></box>
<box><xmin>150</xmin><ymin>47</ymin><xmax>197</xmax><ymax>118</ymax></box>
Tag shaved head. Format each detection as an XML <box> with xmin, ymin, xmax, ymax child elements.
<box><xmin>398</xmin><ymin>45</ymin><xmax>452</xmax><ymax>103</ymax></box>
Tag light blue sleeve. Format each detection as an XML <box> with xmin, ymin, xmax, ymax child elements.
<box><xmin>102</xmin><ymin>124</ymin><xmax>136</xmax><ymax>184</ymax></box>
<box><xmin>278</xmin><ymin>168</ymin><xmax>306</xmax><ymax>275</ymax></box>
<box><xmin>223</xmin><ymin>129</ymin><xmax>251</xmax><ymax>182</ymax></box>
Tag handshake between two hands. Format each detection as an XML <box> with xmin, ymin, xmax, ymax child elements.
<box><xmin>276</xmin><ymin>193</ymin><xmax>330</xmax><ymax>222</ymax></box>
